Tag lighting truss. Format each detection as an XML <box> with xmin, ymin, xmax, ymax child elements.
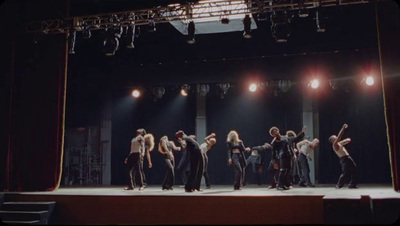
<box><xmin>25</xmin><ymin>0</ymin><xmax>370</xmax><ymax>34</ymax></box>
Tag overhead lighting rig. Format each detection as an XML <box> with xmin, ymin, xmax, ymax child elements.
<box><xmin>25</xmin><ymin>0</ymin><xmax>370</xmax><ymax>35</ymax></box>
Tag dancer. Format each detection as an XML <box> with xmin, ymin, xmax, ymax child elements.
<box><xmin>176</xmin><ymin>130</ymin><xmax>204</xmax><ymax>192</ymax></box>
<box><xmin>285</xmin><ymin>130</ymin><xmax>299</xmax><ymax>188</ymax></box>
<box><xmin>329</xmin><ymin>123</ymin><xmax>358</xmax><ymax>189</ymax></box>
<box><xmin>140</xmin><ymin>133</ymin><xmax>155</xmax><ymax>187</ymax></box>
<box><xmin>124</xmin><ymin>128</ymin><xmax>146</xmax><ymax>191</ymax></box>
<box><xmin>176</xmin><ymin>140</ymin><xmax>190</xmax><ymax>187</ymax></box>
<box><xmin>296</xmin><ymin>138</ymin><xmax>319</xmax><ymax>187</ymax></box>
<box><xmin>269</xmin><ymin>126</ymin><xmax>306</xmax><ymax>190</ymax></box>
<box><xmin>158</xmin><ymin>135</ymin><xmax>181</xmax><ymax>190</ymax></box>
<box><xmin>226</xmin><ymin>130</ymin><xmax>250</xmax><ymax>190</ymax></box>
<box><xmin>200</xmin><ymin>133</ymin><xmax>217</xmax><ymax>189</ymax></box>
<box><xmin>247</xmin><ymin>142</ymin><xmax>272</xmax><ymax>187</ymax></box>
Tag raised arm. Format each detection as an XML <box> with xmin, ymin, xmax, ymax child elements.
<box><xmin>169</xmin><ymin>140</ymin><xmax>182</xmax><ymax>151</ymax></box>
<box><xmin>334</xmin><ymin>124</ymin><xmax>348</xmax><ymax>146</ymax></box>
<box><xmin>204</xmin><ymin>133</ymin><xmax>216</xmax><ymax>145</ymax></box>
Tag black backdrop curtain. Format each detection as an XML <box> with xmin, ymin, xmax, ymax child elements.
<box><xmin>3</xmin><ymin>34</ymin><xmax>67</xmax><ymax>191</ymax></box>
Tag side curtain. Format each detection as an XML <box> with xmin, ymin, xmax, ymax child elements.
<box><xmin>5</xmin><ymin>33</ymin><xmax>67</xmax><ymax>191</ymax></box>
<box><xmin>377</xmin><ymin>0</ymin><xmax>400</xmax><ymax>192</ymax></box>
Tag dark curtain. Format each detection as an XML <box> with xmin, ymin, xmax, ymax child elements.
<box><xmin>377</xmin><ymin>0</ymin><xmax>400</xmax><ymax>191</ymax></box>
<box><xmin>5</xmin><ymin>34</ymin><xmax>67</xmax><ymax>191</ymax></box>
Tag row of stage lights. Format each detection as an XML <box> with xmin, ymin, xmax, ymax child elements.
<box><xmin>67</xmin><ymin>8</ymin><xmax>327</xmax><ymax>56</ymax></box>
<box><xmin>130</xmin><ymin>75</ymin><xmax>376</xmax><ymax>99</ymax></box>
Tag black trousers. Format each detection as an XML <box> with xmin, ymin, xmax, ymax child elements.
<box><xmin>277</xmin><ymin>154</ymin><xmax>291</xmax><ymax>187</ymax></box>
<box><xmin>186</xmin><ymin>149</ymin><xmax>204</xmax><ymax>191</ymax></box>
<box><xmin>232</xmin><ymin>153</ymin><xmax>246</xmax><ymax>189</ymax></box>
<box><xmin>126</xmin><ymin>153</ymin><xmax>143</xmax><ymax>188</ymax></box>
<box><xmin>298</xmin><ymin>153</ymin><xmax>312</xmax><ymax>185</ymax></box>
<box><xmin>337</xmin><ymin>155</ymin><xmax>358</xmax><ymax>187</ymax></box>
<box><xmin>268</xmin><ymin>160</ymin><xmax>278</xmax><ymax>187</ymax></box>
<box><xmin>162</xmin><ymin>157</ymin><xmax>175</xmax><ymax>189</ymax></box>
<box><xmin>246</xmin><ymin>155</ymin><xmax>262</xmax><ymax>186</ymax></box>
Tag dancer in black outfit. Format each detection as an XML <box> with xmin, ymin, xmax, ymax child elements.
<box><xmin>269</xmin><ymin>126</ymin><xmax>306</xmax><ymax>190</ymax></box>
<box><xmin>226</xmin><ymin>130</ymin><xmax>250</xmax><ymax>190</ymax></box>
<box><xmin>248</xmin><ymin>142</ymin><xmax>272</xmax><ymax>186</ymax></box>
<box><xmin>158</xmin><ymin>135</ymin><xmax>181</xmax><ymax>190</ymax></box>
<box><xmin>176</xmin><ymin>143</ymin><xmax>190</xmax><ymax>187</ymax></box>
<box><xmin>176</xmin><ymin>130</ymin><xmax>204</xmax><ymax>192</ymax></box>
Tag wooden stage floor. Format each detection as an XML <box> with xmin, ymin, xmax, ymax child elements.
<box><xmin>2</xmin><ymin>184</ymin><xmax>400</xmax><ymax>225</ymax></box>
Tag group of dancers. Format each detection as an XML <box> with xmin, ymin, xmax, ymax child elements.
<box><xmin>124</xmin><ymin>123</ymin><xmax>358</xmax><ymax>192</ymax></box>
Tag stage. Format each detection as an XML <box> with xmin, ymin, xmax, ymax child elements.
<box><xmin>2</xmin><ymin>183</ymin><xmax>400</xmax><ymax>225</ymax></box>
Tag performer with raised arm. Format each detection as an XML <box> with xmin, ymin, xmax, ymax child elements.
<box><xmin>329</xmin><ymin>123</ymin><xmax>358</xmax><ymax>189</ymax></box>
<box><xmin>270</xmin><ymin>126</ymin><xmax>306</xmax><ymax>190</ymax></box>
<box><xmin>247</xmin><ymin>142</ymin><xmax>272</xmax><ymax>187</ymax></box>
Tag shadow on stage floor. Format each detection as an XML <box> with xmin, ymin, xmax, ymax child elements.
<box><xmin>2</xmin><ymin>184</ymin><xmax>400</xmax><ymax>225</ymax></box>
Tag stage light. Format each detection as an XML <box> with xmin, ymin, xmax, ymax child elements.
<box><xmin>310</xmin><ymin>79</ymin><xmax>320</xmax><ymax>89</ymax></box>
<box><xmin>197</xmin><ymin>84</ymin><xmax>210</xmax><ymax>96</ymax></box>
<box><xmin>298</xmin><ymin>8</ymin><xmax>309</xmax><ymax>18</ymax></box>
<box><xmin>153</xmin><ymin>86</ymin><xmax>165</xmax><ymax>99</ymax></box>
<box><xmin>125</xmin><ymin>24</ymin><xmax>136</xmax><ymax>49</ymax></box>
<box><xmin>187</xmin><ymin>21</ymin><xmax>195</xmax><ymax>44</ymax></box>
<box><xmin>148</xmin><ymin>20</ymin><xmax>156</xmax><ymax>32</ymax></box>
<box><xmin>315</xmin><ymin>10</ymin><xmax>326</xmax><ymax>32</ymax></box>
<box><xmin>362</xmin><ymin>76</ymin><xmax>375</xmax><ymax>86</ymax></box>
<box><xmin>180</xmin><ymin>84</ymin><xmax>190</xmax><ymax>96</ymax></box>
<box><xmin>249</xmin><ymin>83</ymin><xmax>257</xmax><ymax>92</ymax></box>
<box><xmin>270</xmin><ymin>11</ymin><xmax>291</xmax><ymax>42</ymax></box>
<box><xmin>220</xmin><ymin>18</ymin><xmax>230</xmax><ymax>24</ymax></box>
<box><xmin>219</xmin><ymin>83</ymin><xmax>230</xmax><ymax>94</ymax></box>
<box><xmin>68</xmin><ymin>30</ymin><xmax>76</xmax><ymax>54</ymax></box>
<box><xmin>103</xmin><ymin>26</ymin><xmax>121</xmax><ymax>56</ymax></box>
<box><xmin>82</xmin><ymin>26</ymin><xmax>91</xmax><ymax>39</ymax></box>
<box><xmin>243</xmin><ymin>14</ymin><xmax>252</xmax><ymax>38</ymax></box>
<box><xmin>132</xmin><ymin>89</ymin><xmax>141</xmax><ymax>98</ymax></box>
<box><xmin>278</xmin><ymin>80</ymin><xmax>292</xmax><ymax>93</ymax></box>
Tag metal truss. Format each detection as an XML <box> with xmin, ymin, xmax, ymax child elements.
<box><xmin>25</xmin><ymin>0</ymin><xmax>370</xmax><ymax>34</ymax></box>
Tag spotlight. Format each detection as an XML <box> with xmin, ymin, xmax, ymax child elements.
<box><xmin>125</xmin><ymin>24</ymin><xmax>136</xmax><ymax>49</ymax></box>
<box><xmin>362</xmin><ymin>76</ymin><xmax>375</xmax><ymax>86</ymax></box>
<box><xmin>68</xmin><ymin>30</ymin><xmax>76</xmax><ymax>54</ymax></box>
<box><xmin>187</xmin><ymin>21</ymin><xmax>195</xmax><ymax>44</ymax></box>
<box><xmin>180</xmin><ymin>84</ymin><xmax>190</xmax><ymax>96</ymax></box>
<box><xmin>249</xmin><ymin>83</ymin><xmax>257</xmax><ymax>92</ymax></box>
<box><xmin>132</xmin><ymin>89</ymin><xmax>141</xmax><ymax>98</ymax></box>
<box><xmin>148</xmin><ymin>20</ymin><xmax>156</xmax><ymax>32</ymax></box>
<box><xmin>309</xmin><ymin>79</ymin><xmax>320</xmax><ymax>89</ymax></box>
<box><xmin>278</xmin><ymin>80</ymin><xmax>292</xmax><ymax>93</ymax></box>
<box><xmin>315</xmin><ymin>10</ymin><xmax>326</xmax><ymax>32</ymax></box>
<box><xmin>197</xmin><ymin>84</ymin><xmax>210</xmax><ymax>96</ymax></box>
<box><xmin>243</xmin><ymin>14</ymin><xmax>252</xmax><ymax>38</ymax></box>
<box><xmin>270</xmin><ymin>11</ymin><xmax>291</xmax><ymax>42</ymax></box>
<box><xmin>153</xmin><ymin>86</ymin><xmax>165</xmax><ymax>99</ymax></box>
